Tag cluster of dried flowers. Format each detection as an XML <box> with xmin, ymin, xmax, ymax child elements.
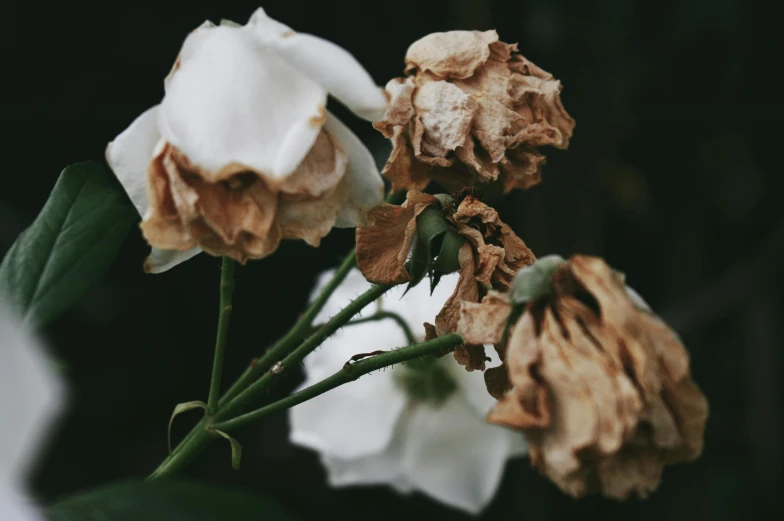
<box><xmin>356</xmin><ymin>190</ymin><xmax>535</xmax><ymax>371</ymax></box>
<box><xmin>105</xmin><ymin>9</ymin><xmax>707</xmax><ymax>504</ymax></box>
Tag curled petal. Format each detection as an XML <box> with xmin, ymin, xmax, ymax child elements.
<box><xmin>278</xmin><ymin>178</ymin><xmax>350</xmax><ymax>248</ymax></box>
<box><xmin>141</xmin><ymin>144</ymin><xmax>282</xmax><ymax>263</ymax></box>
<box><xmin>160</xmin><ymin>24</ymin><xmax>326</xmax><ymax>180</ymax></box>
<box><xmin>405</xmin><ymin>30</ymin><xmax>498</xmax><ymax>79</ymax></box>
<box><xmin>380</xmin><ymin>128</ymin><xmax>432</xmax><ymax>193</ymax></box>
<box><xmin>499</xmin><ymin>145</ymin><xmax>546</xmax><ymax>192</ymax></box>
<box><xmin>144</xmin><ymin>248</ymin><xmax>201</xmax><ymax>274</ymax></box>
<box><xmin>248</xmin><ymin>9</ymin><xmax>386</xmax><ymax>121</ymax></box>
<box><xmin>375</xmin><ymin>78</ymin><xmax>416</xmax><ymax>137</ymax></box>
<box><xmin>355</xmin><ymin>191</ymin><xmax>439</xmax><ymax>285</ymax></box>
<box><xmin>322</xmin><ymin>112</ymin><xmax>385</xmax><ymax>228</ymax></box>
<box><xmin>453</xmin><ymin>344</ymin><xmax>488</xmax><ymax>372</ymax></box>
<box><xmin>435</xmin><ymin>242</ymin><xmax>479</xmax><ymax>336</ymax></box>
<box><xmin>457</xmin><ymin>292</ymin><xmax>512</xmax><ymax>345</ymax></box>
<box><xmin>105</xmin><ymin>106</ymin><xmax>160</xmax><ymax>217</ymax></box>
<box><xmin>277</xmin><ymin>129</ymin><xmax>350</xmax><ymax>246</ymax></box>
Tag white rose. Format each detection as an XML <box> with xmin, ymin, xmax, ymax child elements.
<box><xmin>289</xmin><ymin>269</ymin><xmax>526</xmax><ymax>514</ymax></box>
<box><xmin>107</xmin><ymin>8</ymin><xmax>387</xmax><ymax>272</ymax></box>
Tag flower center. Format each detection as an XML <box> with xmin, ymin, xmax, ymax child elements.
<box><xmin>393</xmin><ymin>355</ymin><xmax>458</xmax><ymax>406</ymax></box>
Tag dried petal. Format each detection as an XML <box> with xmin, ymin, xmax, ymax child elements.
<box><xmin>483</xmin><ymin>366</ymin><xmax>513</xmax><ymax>401</ymax></box>
<box><xmin>435</xmin><ymin>243</ymin><xmax>480</xmax><ymax>336</ymax></box>
<box><xmin>379</xmin><ymin>127</ymin><xmax>433</xmax><ymax>193</ymax></box>
<box><xmin>486</xmin><ymin>255</ymin><xmax>708</xmax><ymax>500</ymax></box>
<box><xmin>356</xmin><ymin>191</ymin><xmax>439</xmax><ymax>285</ymax></box>
<box><xmin>405</xmin><ymin>30</ymin><xmax>497</xmax><ymax>79</ymax></box>
<box><xmin>411</xmin><ymin>81</ymin><xmax>477</xmax><ymax>160</ymax></box>
<box><xmin>457</xmin><ymin>292</ymin><xmax>511</xmax><ymax>345</ymax></box>
<box><xmin>141</xmin><ymin>125</ymin><xmax>350</xmax><ymax>263</ymax></box>
<box><xmin>453</xmin><ymin>344</ymin><xmax>489</xmax><ymax>372</ymax></box>
<box><xmin>377</xmin><ymin>30</ymin><xmax>574</xmax><ymax>192</ymax></box>
<box><xmin>374</xmin><ymin>78</ymin><xmax>416</xmax><ymax>137</ymax></box>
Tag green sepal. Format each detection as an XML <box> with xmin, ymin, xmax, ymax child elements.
<box><xmin>405</xmin><ymin>205</ymin><xmax>450</xmax><ymax>293</ymax></box>
<box><xmin>213</xmin><ymin>429</ymin><xmax>243</xmax><ymax>471</ymax></box>
<box><xmin>168</xmin><ymin>401</ymin><xmax>207</xmax><ymax>454</ymax></box>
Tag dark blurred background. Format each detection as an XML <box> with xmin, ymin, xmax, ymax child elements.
<box><xmin>4</xmin><ymin>0</ymin><xmax>782</xmax><ymax>519</ymax></box>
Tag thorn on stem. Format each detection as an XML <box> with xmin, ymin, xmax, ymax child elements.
<box><xmin>249</xmin><ymin>357</ymin><xmax>258</xmax><ymax>368</ymax></box>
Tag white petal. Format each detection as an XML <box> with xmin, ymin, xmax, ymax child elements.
<box><xmin>379</xmin><ymin>273</ymin><xmax>460</xmax><ymax>342</ymax></box>
<box><xmin>319</xmin><ymin>412</ymin><xmax>410</xmax><ymax>489</ymax></box>
<box><xmin>400</xmin><ymin>395</ymin><xmax>522</xmax><ymax>514</ymax></box>
<box><xmin>0</xmin><ymin>487</ymin><xmax>44</xmax><ymax>521</ymax></box>
<box><xmin>0</xmin><ymin>302</ymin><xmax>63</xmax><ymax>486</ymax></box>
<box><xmin>106</xmin><ymin>107</ymin><xmax>204</xmax><ymax>272</ymax></box>
<box><xmin>324</xmin><ymin>113</ymin><xmax>384</xmax><ymax>228</ymax></box>
<box><xmin>143</xmin><ymin>247</ymin><xmax>202</xmax><ymax>274</ymax></box>
<box><xmin>248</xmin><ymin>9</ymin><xmax>386</xmax><ymax>121</ymax></box>
<box><xmin>289</xmin><ymin>317</ymin><xmax>408</xmax><ymax>459</ymax></box>
<box><xmin>160</xmin><ymin>24</ymin><xmax>327</xmax><ymax>180</ymax></box>
<box><xmin>105</xmin><ymin>105</ymin><xmax>160</xmax><ymax>218</ymax></box>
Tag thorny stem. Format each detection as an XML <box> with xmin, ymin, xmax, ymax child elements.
<box><xmin>344</xmin><ymin>311</ymin><xmax>417</xmax><ymax>346</ymax></box>
<box><xmin>207</xmin><ymin>257</ymin><xmax>235</xmax><ymax>415</ymax></box>
<box><xmin>151</xmin><ymin>191</ymin><xmax>409</xmax><ymax>479</ymax></box>
<box><xmin>219</xmin><ymin>190</ymin><xmax>404</xmax><ymax>405</ymax></box>
<box><xmin>212</xmin><ymin>333</ymin><xmax>463</xmax><ymax>433</ymax></box>
<box><xmin>219</xmin><ymin>249</ymin><xmax>357</xmax><ymax>406</ymax></box>
<box><xmin>218</xmin><ymin>283</ymin><xmax>392</xmax><ymax>420</ymax></box>
<box><xmin>150</xmin><ymin>281</ymin><xmax>393</xmax><ymax>479</ymax></box>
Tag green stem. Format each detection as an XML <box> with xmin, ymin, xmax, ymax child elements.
<box><xmin>344</xmin><ymin>311</ymin><xmax>417</xmax><ymax>345</ymax></box>
<box><xmin>218</xmin><ymin>283</ymin><xmax>392</xmax><ymax>420</ymax></box>
<box><xmin>150</xmin><ymin>282</ymin><xmax>393</xmax><ymax>480</ymax></box>
<box><xmin>218</xmin><ymin>249</ymin><xmax>357</xmax><ymax>407</ymax></box>
<box><xmin>212</xmin><ymin>333</ymin><xmax>463</xmax><ymax>433</ymax></box>
<box><xmin>207</xmin><ymin>257</ymin><xmax>235</xmax><ymax>415</ymax></box>
<box><xmin>148</xmin><ymin>424</ymin><xmax>211</xmax><ymax>480</ymax></box>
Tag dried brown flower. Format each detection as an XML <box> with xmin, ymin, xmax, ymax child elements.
<box><xmin>375</xmin><ymin>30</ymin><xmax>575</xmax><ymax>194</ymax></box>
<box><xmin>356</xmin><ymin>191</ymin><xmax>535</xmax><ymax>370</ymax></box>
<box><xmin>458</xmin><ymin>255</ymin><xmax>709</xmax><ymax>500</ymax></box>
<box><xmin>142</xmin><ymin>129</ymin><xmax>352</xmax><ymax>263</ymax></box>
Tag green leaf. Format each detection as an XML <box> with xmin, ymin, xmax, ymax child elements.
<box><xmin>48</xmin><ymin>480</ymin><xmax>300</xmax><ymax>521</ymax></box>
<box><xmin>213</xmin><ymin>429</ymin><xmax>243</xmax><ymax>470</ymax></box>
<box><xmin>0</xmin><ymin>161</ymin><xmax>137</xmax><ymax>327</ymax></box>
<box><xmin>168</xmin><ymin>401</ymin><xmax>207</xmax><ymax>453</ymax></box>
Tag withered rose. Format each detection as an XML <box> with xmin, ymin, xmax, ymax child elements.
<box><xmin>457</xmin><ymin>255</ymin><xmax>708</xmax><ymax>500</ymax></box>
<box><xmin>106</xmin><ymin>9</ymin><xmax>387</xmax><ymax>273</ymax></box>
<box><xmin>375</xmin><ymin>30</ymin><xmax>575</xmax><ymax>194</ymax></box>
<box><xmin>356</xmin><ymin>191</ymin><xmax>535</xmax><ymax>371</ymax></box>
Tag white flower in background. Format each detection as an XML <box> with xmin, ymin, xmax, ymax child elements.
<box><xmin>0</xmin><ymin>302</ymin><xmax>64</xmax><ymax>520</ymax></box>
<box><xmin>106</xmin><ymin>8</ymin><xmax>387</xmax><ymax>273</ymax></box>
<box><xmin>289</xmin><ymin>269</ymin><xmax>526</xmax><ymax>514</ymax></box>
